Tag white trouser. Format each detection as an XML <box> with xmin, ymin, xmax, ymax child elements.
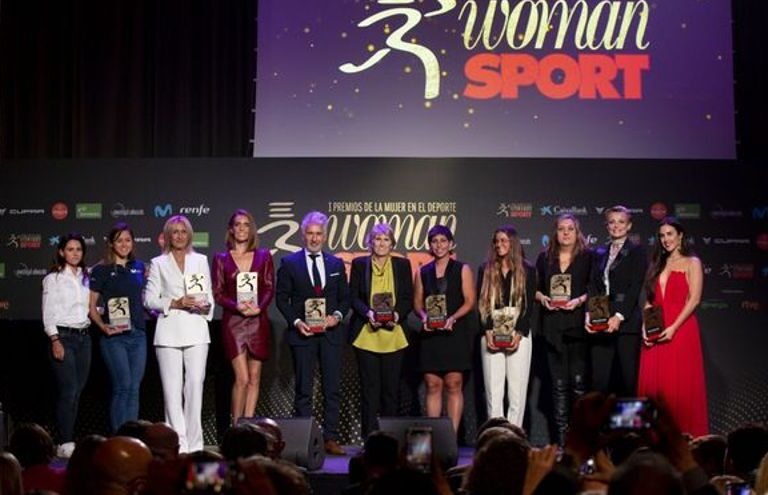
<box><xmin>155</xmin><ymin>344</ymin><xmax>209</xmax><ymax>453</ymax></box>
<box><xmin>480</xmin><ymin>335</ymin><xmax>532</xmax><ymax>426</ymax></box>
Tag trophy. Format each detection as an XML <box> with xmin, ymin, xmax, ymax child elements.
<box><xmin>184</xmin><ymin>273</ymin><xmax>209</xmax><ymax>305</ymax></box>
<box><xmin>490</xmin><ymin>306</ymin><xmax>519</xmax><ymax>348</ymax></box>
<box><xmin>304</xmin><ymin>298</ymin><xmax>327</xmax><ymax>333</ymax></box>
<box><xmin>236</xmin><ymin>272</ymin><xmax>259</xmax><ymax>307</ymax></box>
<box><xmin>372</xmin><ymin>292</ymin><xmax>395</xmax><ymax>324</ymax></box>
<box><xmin>107</xmin><ymin>297</ymin><xmax>131</xmax><ymax>332</ymax></box>
<box><xmin>587</xmin><ymin>295</ymin><xmax>611</xmax><ymax>331</ymax></box>
<box><xmin>549</xmin><ymin>274</ymin><xmax>572</xmax><ymax>308</ymax></box>
<box><xmin>643</xmin><ymin>306</ymin><xmax>664</xmax><ymax>342</ymax></box>
<box><xmin>425</xmin><ymin>294</ymin><xmax>448</xmax><ymax>330</ymax></box>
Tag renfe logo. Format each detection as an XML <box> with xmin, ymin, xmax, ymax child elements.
<box><xmin>154</xmin><ymin>204</ymin><xmax>173</xmax><ymax>218</ymax></box>
<box><xmin>179</xmin><ymin>204</ymin><xmax>211</xmax><ymax>216</ymax></box>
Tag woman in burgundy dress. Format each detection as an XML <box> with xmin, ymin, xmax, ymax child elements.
<box><xmin>638</xmin><ymin>217</ymin><xmax>708</xmax><ymax>436</ymax></box>
<box><xmin>212</xmin><ymin>209</ymin><xmax>275</xmax><ymax>424</ymax></box>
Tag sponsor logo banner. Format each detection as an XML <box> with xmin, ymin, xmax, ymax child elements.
<box><xmin>76</xmin><ymin>203</ymin><xmax>103</xmax><ymax>219</ymax></box>
<box><xmin>674</xmin><ymin>203</ymin><xmax>701</xmax><ymax>219</ymax></box>
<box><xmin>192</xmin><ymin>232</ymin><xmax>210</xmax><ymax>248</ymax></box>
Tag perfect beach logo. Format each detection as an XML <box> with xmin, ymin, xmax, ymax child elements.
<box><xmin>340</xmin><ymin>0</ymin><xmax>651</xmax><ymax>100</ymax></box>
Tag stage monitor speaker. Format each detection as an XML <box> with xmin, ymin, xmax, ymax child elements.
<box><xmin>239</xmin><ymin>416</ymin><xmax>326</xmax><ymax>470</ymax></box>
<box><xmin>378</xmin><ymin>416</ymin><xmax>458</xmax><ymax>468</ymax></box>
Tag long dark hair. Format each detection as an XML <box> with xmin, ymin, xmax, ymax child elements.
<box><xmin>645</xmin><ymin>217</ymin><xmax>694</xmax><ymax>303</ymax></box>
<box><xmin>50</xmin><ymin>233</ymin><xmax>88</xmax><ymax>284</ymax></box>
<box><xmin>479</xmin><ymin>225</ymin><xmax>527</xmax><ymax>319</ymax></box>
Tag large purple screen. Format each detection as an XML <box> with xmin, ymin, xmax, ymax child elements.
<box><xmin>254</xmin><ymin>0</ymin><xmax>735</xmax><ymax>158</ymax></box>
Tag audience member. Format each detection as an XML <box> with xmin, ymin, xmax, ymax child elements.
<box><xmin>251</xmin><ymin>417</ymin><xmax>286</xmax><ymax>459</ymax></box>
<box><xmin>91</xmin><ymin>436</ymin><xmax>152</xmax><ymax>495</ymax></box>
<box><xmin>464</xmin><ymin>434</ymin><xmax>530</xmax><ymax>495</ymax></box>
<box><xmin>691</xmin><ymin>434</ymin><xmax>727</xmax><ymax>479</ymax></box>
<box><xmin>0</xmin><ymin>452</ymin><xmax>23</xmax><ymax>495</ymax></box>
<box><xmin>726</xmin><ymin>424</ymin><xmax>768</xmax><ymax>485</ymax></box>
<box><xmin>221</xmin><ymin>424</ymin><xmax>269</xmax><ymax>462</ymax></box>
<box><xmin>63</xmin><ymin>434</ymin><xmax>106</xmax><ymax>495</ymax></box>
<box><xmin>7</xmin><ymin>423</ymin><xmax>65</xmax><ymax>494</ymax></box>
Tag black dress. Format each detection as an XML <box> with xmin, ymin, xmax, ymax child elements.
<box><xmin>418</xmin><ymin>258</ymin><xmax>472</xmax><ymax>373</ymax></box>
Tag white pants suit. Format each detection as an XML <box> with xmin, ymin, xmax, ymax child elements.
<box><xmin>480</xmin><ymin>334</ymin><xmax>532</xmax><ymax>426</ymax></box>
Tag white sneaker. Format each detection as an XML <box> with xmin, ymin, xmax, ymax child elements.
<box><xmin>56</xmin><ymin>442</ymin><xmax>76</xmax><ymax>458</ymax></box>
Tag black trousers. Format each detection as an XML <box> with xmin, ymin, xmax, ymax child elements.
<box><xmin>590</xmin><ymin>332</ymin><xmax>641</xmax><ymax>396</ymax></box>
<box><xmin>355</xmin><ymin>347</ymin><xmax>405</xmax><ymax>439</ymax></box>
<box><xmin>290</xmin><ymin>338</ymin><xmax>342</xmax><ymax>441</ymax></box>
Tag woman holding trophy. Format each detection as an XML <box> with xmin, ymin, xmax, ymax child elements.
<box><xmin>144</xmin><ymin>215</ymin><xmax>213</xmax><ymax>452</ymax></box>
<box><xmin>534</xmin><ymin>213</ymin><xmax>592</xmax><ymax>444</ymax></box>
<box><xmin>212</xmin><ymin>209</ymin><xmax>275</xmax><ymax>425</ymax></box>
<box><xmin>477</xmin><ymin>225</ymin><xmax>536</xmax><ymax>426</ymax></box>
<box><xmin>638</xmin><ymin>217</ymin><xmax>707</xmax><ymax>436</ymax></box>
<box><xmin>349</xmin><ymin>223</ymin><xmax>413</xmax><ymax>438</ymax></box>
<box><xmin>89</xmin><ymin>222</ymin><xmax>147</xmax><ymax>434</ymax></box>
<box><xmin>413</xmin><ymin>225</ymin><xmax>476</xmax><ymax>433</ymax></box>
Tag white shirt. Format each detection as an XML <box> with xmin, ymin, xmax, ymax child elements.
<box><xmin>144</xmin><ymin>251</ymin><xmax>214</xmax><ymax>347</ymax></box>
<box><xmin>304</xmin><ymin>249</ymin><xmax>326</xmax><ymax>288</ymax></box>
<box><xmin>41</xmin><ymin>268</ymin><xmax>90</xmax><ymax>337</ymax></box>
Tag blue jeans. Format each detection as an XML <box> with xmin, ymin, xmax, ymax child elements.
<box><xmin>49</xmin><ymin>328</ymin><xmax>92</xmax><ymax>442</ymax></box>
<box><xmin>99</xmin><ymin>329</ymin><xmax>147</xmax><ymax>432</ymax></box>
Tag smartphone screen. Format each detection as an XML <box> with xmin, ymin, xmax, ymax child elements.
<box><xmin>724</xmin><ymin>481</ymin><xmax>752</xmax><ymax>495</ymax></box>
<box><xmin>406</xmin><ymin>426</ymin><xmax>433</xmax><ymax>472</ymax></box>
<box><xmin>185</xmin><ymin>461</ymin><xmax>230</xmax><ymax>492</ymax></box>
<box><xmin>608</xmin><ymin>398</ymin><xmax>656</xmax><ymax>430</ymax></box>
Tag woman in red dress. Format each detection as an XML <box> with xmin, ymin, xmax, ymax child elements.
<box><xmin>638</xmin><ymin>217</ymin><xmax>708</xmax><ymax>436</ymax></box>
<box><xmin>212</xmin><ymin>209</ymin><xmax>275</xmax><ymax>424</ymax></box>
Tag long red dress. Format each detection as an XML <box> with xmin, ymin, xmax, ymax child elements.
<box><xmin>637</xmin><ymin>270</ymin><xmax>709</xmax><ymax>436</ymax></box>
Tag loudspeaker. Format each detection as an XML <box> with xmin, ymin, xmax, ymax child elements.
<box><xmin>378</xmin><ymin>417</ymin><xmax>458</xmax><ymax>468</ymax></box>
<box><xmin>240</xmin><ymin>417</ymin><xmax>326</xmax><ymax>470</ymax></box>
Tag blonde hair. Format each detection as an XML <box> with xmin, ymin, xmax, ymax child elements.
<box><xmin>366</xmin><ymin>223</ymin><xmax>396</xmax><ymax>250</ymax></box>
<box><xmin>162</xmin><ymin>215</ymin><xmax>194</xmax><ymax>253</ymax></box>
<box><xmin>225</xmin><ymin>209</ymin><xmax>259</xmax><ymax>251</ymax></box>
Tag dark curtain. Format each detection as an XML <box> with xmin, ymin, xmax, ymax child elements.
<box><xmin>0</xmin><ymin>0</ymin><xmax>256</xmax><ymax>158</ymax></box>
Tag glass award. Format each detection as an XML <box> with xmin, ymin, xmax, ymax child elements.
<box><xmin>107</xmin><ymin>297</ymin><xmax>131</xmax><ymax>332</ymax></box>
<box><xmin>490</xmin><ymin>306</ymin><xmax>519</xmax><ymax>348</ymax></box>
<box><xmin>587</xmin><ymin>295</ymin><xmax>611</xmax><ymax>331</ymax></box>
<box><xmin>185</xmin><ymin>273</ymin><xmax>209</xmax><ymax>305</ymax></box>
<box><xmin>549</xmin><ymin>274</ymin><xmax>572</xmax><ymax>308</ymax></box>
<box><xmin>643</xmin><ymin>306</ymin><xmax>664</xmax><ymax>341</ymax></box>
<box><xmin>372</xmin><ymin>292</ymin><xmax>395</xmax><ymax>324</ymax></box>
<box><xmin>236</xmin><ymin>272</ymin><xmax>259</xmax><ymax>306</ymax></box>
<box><xmin>304</xmin><ymin>297</ymin><xmax>326</xmax><ymax>333</ymax></box>
<box><xmin>425</xmin><ymin>294</ymin><xmax>448</xmax><ymax>330</ymax></box>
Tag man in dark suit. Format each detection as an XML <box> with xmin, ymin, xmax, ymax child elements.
<box><xmin>587</xmin><ymin>206</ymin><xmax>647</xmax><ymax>396</ymax></box>
<box><xmin>276</xmin><ymin>211</ymin><xmax>350</xmax><ymax>455</ymax></box>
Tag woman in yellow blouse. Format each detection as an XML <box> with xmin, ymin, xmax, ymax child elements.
<box><xmin>349</xmin><ymin>223</ymin><xmax>414</xmax><ymax>438</ymax></box>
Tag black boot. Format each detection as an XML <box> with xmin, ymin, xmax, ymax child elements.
<box><xmin>552</xmin><ymin>379</ymin><xmax>569</xmax><ymax>445</ymax></box>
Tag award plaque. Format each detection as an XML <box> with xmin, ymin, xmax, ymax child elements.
<box><xmin>491</xmin><ymin>306</ymin><xmax>519</xmax><ymax>348</ymax></box>
<box><xmin>304</xmin><ymin>298</ymin><xmax>326</xmax><ymax>333</ymax></box>
<box><xmin>643</xmin><ymin>306</ymin><xmax>664</xmax><ymax>341</ymax></box>
<box><xmin>107</xmin><ymin>297</ymin><xmax>131</xmax><ymax>332</ymax></box>
<box><xmin>185</xmin><ymin>273</ymin><xmax>209</xmax><ymax>305</ymax></box>
<box><xmin>372</xmin><ymin>292</ymin><xmax>395</xmax><ymax>323</ymax></box>
<box><xmin>425</xmin><ymin>294</ymin><xmax>448</xmax><ymax>330</ymax></box>
<box><xmin>549</xmin><ymin>274</ymin><xmax>572</xmax><ymax>308</ymax></box>
<box><xmin>236</xmin><ymin>272</ymin><xmax>259</xmax><ymax>306</ymax></box>
<box><xmin>587</xmin><ymin>295</ymin><xmax>611</xmax><ymax>331</ymax></box>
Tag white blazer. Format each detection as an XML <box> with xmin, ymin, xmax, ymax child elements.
<box><xmin>144</xmin><ymin>251</ymin><xmax>214</xmax><ymax>347</ymax></box>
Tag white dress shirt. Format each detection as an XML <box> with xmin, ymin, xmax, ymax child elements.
<box><xmin>41</xmin><ymin>268</ymin><xmax>90</xmax><ymax>337</ymax></box>
<box><xmin>304</xmin><ymin>249</ymin><xmax>326</xmax><ymax>287</ymax></box>
<box><xmin>144</xmin><ymin>251</ymin><xmax>214</xmax><ymax>347</ymax></box>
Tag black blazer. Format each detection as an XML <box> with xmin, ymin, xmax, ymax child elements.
<box><xmin>476</xmin><ymin>261</ymin><xmax>537</xmax><ymax>337</ymax></box>
<box><xmin>589</xmin><ymin>240</ymin><xmax>647</xmax><ymax>334</ymax></box>
<box><xmin>349</xmin><ymin>255</ymin><xmax>413</xmax><ymax>343</ymax></box>
<box><xmin>276</xmin><ymin>249</ymin><xmax>351</xmax><ymax>346</ymax></box>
